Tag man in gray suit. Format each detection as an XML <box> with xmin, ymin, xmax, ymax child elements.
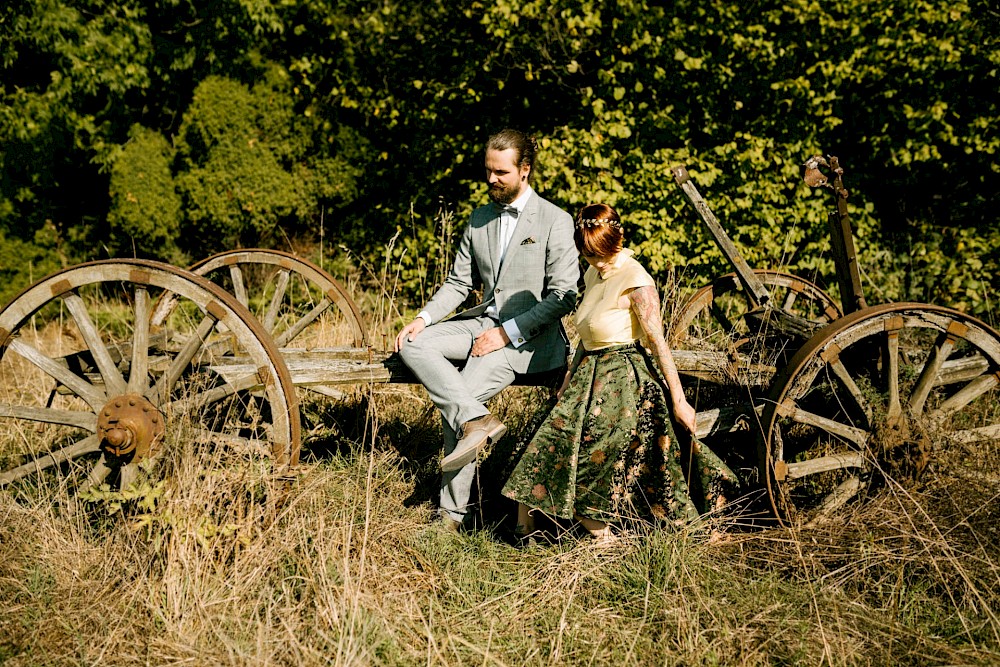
<box><xmin>394</xmin><ymin>129</ymin><xmax>579</xmax><ymax>530</ymax></box>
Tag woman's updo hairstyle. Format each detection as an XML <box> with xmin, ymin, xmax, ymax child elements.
<box><xmin>574</xmin><ymin>203</ymin><xmax>623</xmax><ymax>257</ymax></box>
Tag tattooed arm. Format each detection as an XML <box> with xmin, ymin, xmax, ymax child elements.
<box><xmin>628</xmin><ymin>284</ymin><xmax>697</xmax><ymax>434</ymax></box>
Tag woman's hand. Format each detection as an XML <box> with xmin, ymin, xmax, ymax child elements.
<box><xmin>673</xmin><ymin>396</ymin><xmax>698</xmax><ymax>435</ymax></box>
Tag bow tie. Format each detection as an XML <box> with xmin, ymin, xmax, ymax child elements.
<box><xmin>494</xmin><ymin>204</ymin><xmax>519</xmax><ymax>218</ymax></box>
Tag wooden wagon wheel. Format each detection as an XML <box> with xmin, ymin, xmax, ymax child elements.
<box><xmin>669</xmin><ymin>269</ymin><xmax>841</xmax><ymax>349</ymax></box>
<box><xmin>153</xmin><ymin>249</ymin><xmax>368</xmax><ymax>349</ymax></box>
<box><xmin>0</xmin><ymin>259</ymin><xmax>300</xmax><ymax>494</ymax></box>
<box><xmin>760</xmin><ymin>302</ymin><xmax>1000</xmax><ymax>527</ymax></box>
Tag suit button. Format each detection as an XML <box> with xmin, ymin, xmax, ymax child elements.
<box><xmin>494</xmin><ymin>288</ymin><xmax>501</xmax><ymax>294</ymax></box>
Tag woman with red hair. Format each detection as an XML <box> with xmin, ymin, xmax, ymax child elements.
<box><xmin>503</xmin><ymin>204</ymin><xmax>736</xmax><ymax>543</ymax></box>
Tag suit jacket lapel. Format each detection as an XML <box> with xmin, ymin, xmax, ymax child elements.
<box><xmin>496</xmin><ymin>193</ymin><xmax>536</xmax><ymax>285</ymax></box>
<box><xmin>485</xmin><ymin>208</ymin><xmax>501</xmax><ymax>282</ymax></box>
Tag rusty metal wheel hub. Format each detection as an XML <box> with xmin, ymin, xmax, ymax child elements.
<box><xmin>875</xmin><ymin>416</ymin><xmax>932</xmax><ymax>479</ymax></box>
<box><xmin>97</xmin><ymin>394</ymin><xmax>164</xmax><ymax>459</ymax></box>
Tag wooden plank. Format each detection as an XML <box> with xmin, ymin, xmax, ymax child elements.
<box><xmin>824</xmin><ymin>156</ymin><xmax>867</xmax><ymax>315</ymax></box>
<box><xmin>671</xmin><ymin>166</ymin><xmax>771</xmax><ymax>308</ymax></box>
<box><xmin>206</xmin><ymin>348</ymin><xmax>752</xmax><ymax>388</ymax></box>
<box><xmin>784</xmin><ymin>452</ymin><xmax>866</xmax><ymax>480</ymax></box>
<box><xmin>694</xmin><ymin>403</ymin><xmax>762</xmax><ymax>439</ymax></box>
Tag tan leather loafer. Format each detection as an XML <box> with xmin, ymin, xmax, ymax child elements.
<box><xmin>441</xmin><ymin>413</ymin><xmax>507</xmax><ymax>471</ymax></box>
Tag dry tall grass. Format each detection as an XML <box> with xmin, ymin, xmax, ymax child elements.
<box><xmin>3</xmin><ymin>395</ymin><xmax>999</xmax><ymax>665</ymax></box>
<box><xmin>1</xmin><ymin>244</ymin><xmax>999</xmax><ymax>666</ymax></box>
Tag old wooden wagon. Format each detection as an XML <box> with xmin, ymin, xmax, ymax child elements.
<box><xmin>667</xmin><ymin>156</ymin><xmax>1000</xmax><ymax>526</ymax></box>
<box><xmin>1</xmin><ymin>156</ymin><xmax>997</xmax><ymax>528</ymax></box>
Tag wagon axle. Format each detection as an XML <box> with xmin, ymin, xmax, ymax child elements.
<box><xmin>96</xmin><ymin>394</ymin><xmax>164</xmax><ymax>460</ymax></box>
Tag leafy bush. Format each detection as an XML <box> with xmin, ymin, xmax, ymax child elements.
<box><xmin>1</xmin><ymin>0</ymin><xmax>997</xmax><ymax>316</ymax></box>
<box><xmin>107</xmin><ymin>125</ymin><xmax>183</xmax><ymax>261</ymax></box>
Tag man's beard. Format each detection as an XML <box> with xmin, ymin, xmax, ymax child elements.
<box><xmin>488</xmin><ymin>182</ymin><xmax>518</xmax><ymax>205</ymax></box>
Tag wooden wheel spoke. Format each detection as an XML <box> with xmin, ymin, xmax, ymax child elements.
<box><xmin>827</xmin><ymin>357</ymin><xmax>873</xmax><ymax>428</ymax></box>
<box><xmin>784</xmin><ymin>452</ymin><xmax>866</xmax><ymax>480</ymax></box>
<box><xmin>63</xmin><ymin>292</ymin><xmax>128</xmax><ymax>397</ymax></box>
<box><xmin>192</xmin><ymin>428</ymin><xmax>272</xmax><ymax>456</ymax></box>
<box><xmin>262</xmin><ymin>268</ymin><xmax>291</xmax><ymax>333</ymax></box>
<box><xmin>781</xmin><ymin>289</ymin><xmax>799</xmax><ymax>312</ymax></box>
<box><xmin>161</xmin><ymin>371</ymin><xmax>260</xmax><ymax>415</ymax></box>
<box><xmin>128</xmin><ymin>287</ymin><xmax>151</xmax><ymax>394</ymax></box>
<box><xmin>275</xmin><ymin>297</ymin><xmax>331</xmax><ymax>348</ymax></box>
<box><xmin>804</xmin><ymin>476</ymin><xmax>864</xmax><ymax>528</ymax></box>
<box><xmin>908</xmin><ymin>330</ymin><xmax>955</xmax><ymax>416</ymax></box>
<box><xmin>884</xmin><ymin>331</ymin><xmax>902</xmax><ymax>422</ymax></box>
<box><xmin>929</xmin><ymin>373</ymin><xmax>999</xmax><ymax>420</ymax></box>
<box><xmin>777</xmin><ymin>400</ymin><xmax>870</xmax><ymax>447</ymax></box>
<box><xmin>120</xmin><ymin>462</ymin><xmax>140</xmax><ymax>489</ymax></box>
<box><xmin>78</xmin><ymin>456</ymin><xmax>112</xmax><ymax>493</ymax></box>
<box><xmin>229</xmin><ymin>265</ymin><xmax>249</xmax><ymax>309</ymax></box>
<box><xmin>147</xmin><ymin>314</ymin><xmax>219</xmax><ymax>404</ymax></box>
<box><xmin>938</xmin><ymin>353</ymin><xmax>989</xmax><ymax>386</ymax></box>
<box><xmin>0</xmin><ymin>434</ymin><xmax>101</xmax><ymax>486</ymax></box>
<box><xmin>9</xmin><ymin>339</ymin><xmax>106</xmax><ymax>411</ymax></box>
<box><xmin>947</xmin><ymin>424</ymin><xmax>1000</xmax><ymax>445</ymax></box>
<box><xmin>118</xmin><ymin>447</ymin><xmax>165</xmax><ymax>491</ymax></box>
<box><xmin>0</xmin><ymin>403</ymin><xmax>97</xmax><ymax>430</ymax></box>
<box><xmin>709</xmin><ymin>301</ymin><xmax>737</xmax><ymax>335</ymax></box>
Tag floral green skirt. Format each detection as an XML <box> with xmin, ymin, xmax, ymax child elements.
<box><xmin>502</xmin><ymin>342</ymin><xmax>737</xmax><ymax>525</ymax></box>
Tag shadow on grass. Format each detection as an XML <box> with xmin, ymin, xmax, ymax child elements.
<box><xmin>292</xmin><ymin>382</ymin><xmax>781</xmax><ymax>543</ymax></box>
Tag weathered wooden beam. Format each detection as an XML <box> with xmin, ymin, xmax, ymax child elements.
<box><xmin>671</xmin><ymin>166</ymin><xmax>772</xmax><ymax>309</ymax></box>
<box><xmin>743</xmin><ymin>307</ymin><xmax>823</xmax><ymax>344</ymax></box>
<box><xmin>694</xmin><ymin>403</ymin><xmax>762</xmax><ymax>439</ymax></box>
<box><xmin>205</xmin><ymin>348</ymin><xmax>773</xmax><ymax>389</ymax></box>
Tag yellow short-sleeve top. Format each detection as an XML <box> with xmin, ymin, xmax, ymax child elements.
<box><xmin>574</xmin><ymin>249</ymin><xmax>655</xmax><ymax>351</ymax></box>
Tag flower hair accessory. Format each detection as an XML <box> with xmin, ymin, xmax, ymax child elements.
<box><xmin>575</xmin><ymin>217</ymin><xmax>622</xmax><ymax>230</ymax></box>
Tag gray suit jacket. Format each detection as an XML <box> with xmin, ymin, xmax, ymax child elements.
<box><xmin>422</xmin><ymin>191</ymin><xmax>579</xmax><ymax>374</ymax></box>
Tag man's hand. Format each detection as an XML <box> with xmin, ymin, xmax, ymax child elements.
<box><xmin>470</xmin><ymin>326</ymin><xmax>510</xmax><ymax>357</ymax></box>
<box><xmin>394</xmin><ymin>318</ymin><xmax>426</xmax><ymax>352</ymax></box>
<box><xmin>673</xmin><ymin>397</ymin><xmax>698</xmax><ymax>435</ymax></box>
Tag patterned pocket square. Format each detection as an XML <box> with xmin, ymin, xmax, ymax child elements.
<box><xmin>520</xmin><ymin>237</ymin><xmax>536</xmax><ymax>245</ymax></box>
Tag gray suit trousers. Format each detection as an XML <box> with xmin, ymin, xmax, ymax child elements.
<box><xmin>398</xmin><ymin>316</ymin><xmax>517</xmax><ymax>524</ymax></box>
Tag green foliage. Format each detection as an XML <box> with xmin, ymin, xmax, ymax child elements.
<box><xmin>0</xmin><ymin>225</ymin><xmax>66</xmax><ymax>305</ymax></box>
<box><xmin>171</xmin><ymin>71</ymin><xmax>366</xmax><ymax>254</ymax></box>
<box><xmin>107</xmin><ymin>125</ymin><xmax>182</xmax><ymax>260</ymax></box>
<box><xmin>0</xmin><ymin>0</ymin><xmax>998</xmax><ymax>316</ymax></box>
<box><xmin>79</xmin><ymin>476</ymin><xmax>165</xmax><ymax>517</ymax></box>
<box><xmin>871</xmin><ymin>222</ymin><xmax>1000</xmax><ymax>319</ymax></box>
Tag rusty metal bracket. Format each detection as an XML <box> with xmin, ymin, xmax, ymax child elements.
<box><xmin>803</xmin><ymin>155</ymin><xmax>867</xmax><ymax>315</ymax></box>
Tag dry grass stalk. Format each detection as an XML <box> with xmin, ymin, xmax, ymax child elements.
<box><xmin>1</xmin><ymin>230</ymin><xmax>1000</xmax><ymax>665</ymax></box>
